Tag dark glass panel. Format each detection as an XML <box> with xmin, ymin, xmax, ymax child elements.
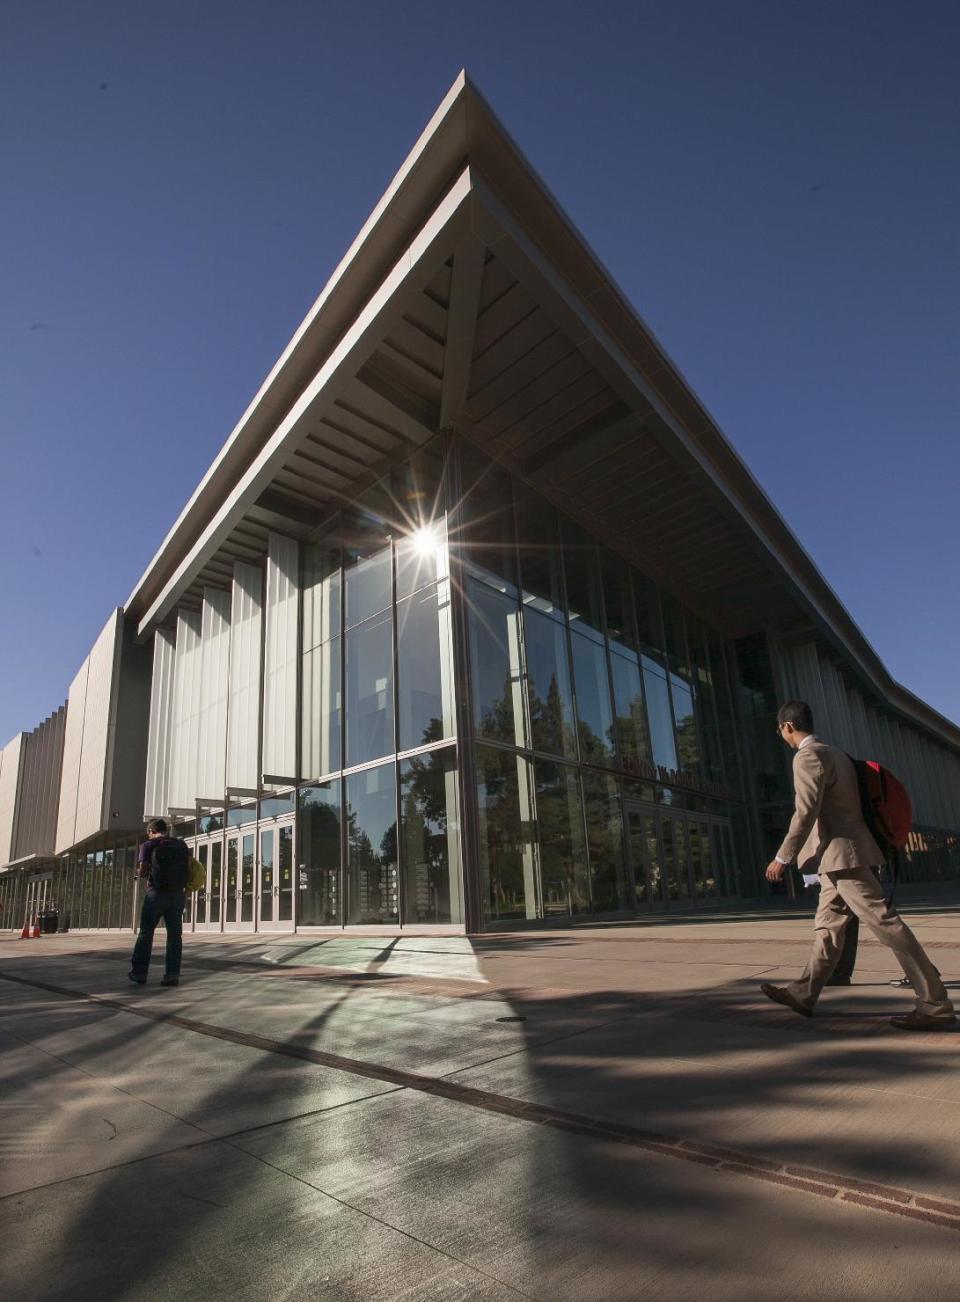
<box><xmin>642</xmin><ymin>658</ymin><xmax>678</xmax><ymax>771</ymax></box>
<box><xmin>393</xmin><ymin>443</ymin><xmax>447</xmax><ymax>599</ymax></box>
<box><xmin>561</xmin><ymin>518</ymin><xmax>604</xmax><ymax>643</ymax></box>
<box><xmin>260</xmin><ymin>829</ymin><xmax>274</xmax><ymax>921</ymax></box>
<box><xmin>397</xmin><ymin>583</ymin><xmax>455</xmax><ymax>751</ymax></box>
<box><xmin>241</xmin><ymin>834</ymin><xmax>255</xmax><ymax>922</ymax></box>
<box><xmin>459</xmin><ymin>443</ymin><xmax>517</xmax><ymax>591</ymax></box>
<box><xmin>345</xmin><ymin>610</ymin><xmax>394</xmax><ymax>766</ymax></box>
<box><xmin>476</xmin><ymin>744</ymin><xmax>537</xmax><ymax>921</ymax></box>
<box><xmin>515</xmin><ymin>485</ymin><xmax>563</xmax><ymax>617</ymax></box>
<box><xmin>582</xmin><ymin>770</ymin><xmax>625</xmax><ymax>911</ymax></box>
<box><xmin>535</xmin><ymin>759</ymin><xmax>590</xmax><ymax>916</ymax></box>
<box><xmin>260</xmin><ymin>793</ymin><xmax>295</xmax><ymax>819</ymax></box>
<box><xmin>632</xmin><ymin>572</ymin><xmax>665</xmax><ymax>659</ymax></box>
<box><xmin>610</xmin><ymin>648</ymin><xmax>652</xmax><ymax>769</ymax></box>
<box><xmin>400</xmin><ymin>749</ymin><xmax>461</xmax><ymax>924</ymax></box>
<box><xmin>298</xmin><ymin>781</ymin><xmax>342</xmax><ymax>925</ymax></box>
<box><xmin>278</xmin><ymin>825</ymin><xmax>293</xmax><ymax>921</ymax></box>
<box><xmin>660</xmin><ymin>592</ymin><xmax>690</xmax><ymax>677</ymax></box>
<box><xmin>571</xmin><ymin>631</ymin><xmax>615</xmax><ymax>767</ymax></box>
<box><xmin>523</xmin><ymin>607</ymin><xmax>576</xmax><ymax>759</ymax></box>
<box><xmin>467</xmin><ymin>579</ymin><xmax>524</xmax><ymax>747</ymax></box>
<box><xmin>670</xmin><ymin>675</ymin><xmax>700</xmax><ymax>774</ymax></box>
<box><xmin>600</xmin><ymin>549</ymin><xmax>636</xmax><ymax>651</ymax></box>
<box><xmin>209</xmin><ymin>840</ymin><xmax>222</xmax><ymax>924</ymax></box>
<box><xmin>225</xmin><ymin>839</ymin><xmax>238</xmax><ymax>923</ymax></box>
<box><xmin>346</xmin><ymin>762</ymin><xmax>398</xmax><ymax>925</ymax></box>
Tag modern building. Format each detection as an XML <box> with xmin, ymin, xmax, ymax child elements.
<box><xmin>2</xmin><ymin>73</ymin><xmax>958</xmax><ymax>937</ymax></box>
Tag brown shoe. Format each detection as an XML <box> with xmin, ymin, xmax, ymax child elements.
<box><xmin>760</xmin><ymin>983</ymin><xmax>813</xmax><ymax>1018</ymax></box>
<box><xmin>890</xmin><ymin>1010</ymin><xmax>957</xmax><ymax>1032</ymax></box>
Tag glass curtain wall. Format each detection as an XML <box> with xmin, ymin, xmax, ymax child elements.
<box><xmin>460</xmin><ymin>440</ymin><xmax>744</xmax><ymax>926</ymax></box>
<box><xmin>297</xmin><ymin>442</ymin><xmax>463</xmax><ymax>927</ymax></box>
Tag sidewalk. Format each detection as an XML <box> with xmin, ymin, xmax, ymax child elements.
<box><xmin>2</xmin><ymin>897</ymin><xmax>958</xmax><ymax>1301</ymax></box>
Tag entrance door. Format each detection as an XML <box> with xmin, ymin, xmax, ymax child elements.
<box><xmin>192</xmin><ymin>838</ymin><xmax>224</xmax><ymax>932</ymax></box>
<box><xmin>257</xmin><ymin>820</ymin><xmax>295</xmax><ymax>931</ymax></box>
<box><xmin>223</xmin><ymin>833</ymin><xmax>257</xmax><ymax>932</ymax></box>
<box><xmin>625</xmin><ymin>804</ymin><xmax>667</xmax><ymax>912</ymax></box>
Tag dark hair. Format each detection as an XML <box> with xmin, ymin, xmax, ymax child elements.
<box><xmin>147</xmin><ymin>817</ymin><xmax>168</xmax><ymax>835</ymax></box>
<box><xmin>777</xmin><ymin>700</ymin><xmax>814</xmax><ymax>733</ymax></box>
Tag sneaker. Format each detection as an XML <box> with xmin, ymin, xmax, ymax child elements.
<box><xmin>128</xmin><ymin>971</ymin><xmax>147</xmax><ymax>986</ymax></box>
<box><xmin>160</xmin><ymin>976</ymin><xmax>179</xmax><ymax>987</ymax></box>
<box><xmin>889</xmin><ymin>977</ymin><xmax>912</xmax><ymax>988</ymax></box>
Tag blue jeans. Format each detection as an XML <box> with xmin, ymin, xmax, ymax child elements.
<box><xmin>131</xmin><ymin>888</ymin><xmax>186</xmax><ymax>978</ymax></box>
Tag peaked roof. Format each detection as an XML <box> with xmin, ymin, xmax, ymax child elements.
<box><xmin>123</xmin><ymin>71</ymin><xmax>960</xmax><ymax>751</ymax></box>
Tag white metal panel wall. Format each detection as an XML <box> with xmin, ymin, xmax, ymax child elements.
<box><xmin>226</xmin><ymin>562</ymin><xmax>263</xmax><ymax>790</ymax></box>
<box><xmin>144</xmin><ymin>629</ymin><xmax>176</xmax><ymax>818</ymax></box>
<box><xmin>55</xmin><ymin>660</ymin><xmax>89</xmax><ymax>853</ymax></box>
<box><xmin>167</xmin><ymin>611</ymin><xmax>203</xmax><ymax>809</ymax></box>
<box><xmin>262</xmin><ymin>533</ymin><xmax>299</xmax><ymax>784</ymax></box>
<box><xmin>0</xmin><ymin>734</ymin><xmax>24</xmax><ymax>864</ymax></box>
<box><xmin>74</xmin><ymin>613</ymin><xmax>123</xmax><ymax>845</ymax></box>
<box><xmin>196</xmin><ymin>588</ymin><xmax>231</xmax><ymax>797</ymax></box>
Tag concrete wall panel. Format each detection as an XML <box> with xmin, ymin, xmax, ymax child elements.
<box><xmin>262</xmin><ymin>533</ymin><xmax>299</xmax><ymax>784</ymax></box>
<box><xmin>226</xmin><ymin>562</ymin><xmax>263</xmax><ymax>790</ymax></box>
<box><xmin>0</xmin><ymin>734</ymin><xmax>24</xmax><ymax>865</ymax></box>
<box><xmin>144</xmin><ymin>629</ymin><xmax>176</xmax><ymax>818</ymax></box>
<box><xmin>197</xmin><ymin>587</ymin><xmax>231</xmax><ymax>797</ymax></box>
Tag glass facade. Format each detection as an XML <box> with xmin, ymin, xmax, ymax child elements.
<box><xmin>461</xmin><ymin>440</ymin><xmax>747</xmax><ymax>926</ymax></box>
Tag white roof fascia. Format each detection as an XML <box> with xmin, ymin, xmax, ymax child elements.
<box><xmin>136</xmin><ymin>167</ymin><xmax>475</xmax><ymax>638</ymax></box>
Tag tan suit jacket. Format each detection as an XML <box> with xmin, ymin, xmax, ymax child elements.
<box><xmin>776</xmin><ymin>738</ymin><xmax>884</xmax><ymax>872</ymax></box>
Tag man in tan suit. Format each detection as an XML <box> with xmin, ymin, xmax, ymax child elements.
<box><xmin>760</xmin><ymin>700</ymin><xmax>955</xmax><ymax>1031</ymax></box>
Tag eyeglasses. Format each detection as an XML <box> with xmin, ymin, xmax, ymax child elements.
<box><xmin>774</xmin><ymin>724</ymin><xmax>784</xmax><ymax>736</ymax></box>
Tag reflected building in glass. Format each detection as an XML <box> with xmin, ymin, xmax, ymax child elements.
<box><xmin>3</xmin><ymin>74</ymin><xmax>960</xmax><ymax>935</ymax></box>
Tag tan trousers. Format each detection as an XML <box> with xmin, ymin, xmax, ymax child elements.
<box><xmin>787</xmin><ymin>867</ymin><xmax>953</xmax><ymax>1016</ymax></box>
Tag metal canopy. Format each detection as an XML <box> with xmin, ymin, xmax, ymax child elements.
<box><xmin>123</xmin><ymin>71</ymin><xmax>960</xmax><ymax>752</ymax></box>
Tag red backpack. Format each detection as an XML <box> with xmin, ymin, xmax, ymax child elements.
<box><xmin>847</xmin><ymin>756</ymin><xmax>912</xmax><ymax>852</ymax></box>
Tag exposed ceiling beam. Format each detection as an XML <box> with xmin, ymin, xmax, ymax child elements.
<box><xmin>440</xmin><ymin>235</ymin><xmax>486</xmax><ymax>431</ymax></box>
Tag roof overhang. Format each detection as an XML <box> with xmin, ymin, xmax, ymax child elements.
<box><xmin>123</xmin><ymin>71</ymin><xmax>960</xmax><ymax>753</ymax></box>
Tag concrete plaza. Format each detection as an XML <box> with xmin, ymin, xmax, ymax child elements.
<box><xmin>2</xmin><ymin>890</ymin><xmax>958</xmax><ymax>1301</ymax></box>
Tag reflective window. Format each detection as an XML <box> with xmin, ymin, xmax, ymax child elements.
<box><xmin>582</xmin><ymin>770</ymin><xmax>625</xmax><ymax>911</ymax></box>
<box><xmin>400</xmin><ymin>749</ymin><xmax>462</xmax><ymax>924</ymax></box>
<box><xmin>278</xmin><ymin>825</ymin><xmax>293</xmax><ymax>921</ymax></box>
<box><xmin>467</xmin><ymin>579</ymin><xmax>525</xmax><ymax>747</ymax></box>
<box><xmin>346</xmin><ymin>762</ymin><xmax>398</xmax><ymax>925</ymax></box>
<box><xmin>610</xmin><ymin>648</ymin><xmax>652</xmax><ymax>768</ymax></box>
<box><xmin>395</xmin><ymin>450</ymin><xmax>449</xmax><ymax>599</ymax></box>
<box><xmin>460</xmin><ymin>444</ymin><xmax>517</xmax><ymax>590</ymax></box>
<box><xmin>642</xmin><ymin>658</ymin><xmax>678</xmax><ymax>771</ymax></box>
<box><xmin>396</xmin><ymin>582</ymin><xmax>455</xmax><ymax>751</ymax></box>
<box><xmin>260</xmin><ymin>830</ymin><xmax>274</xmax><ymax>921</ymax></box>
<box><xmin>227</xmin><ymin>805</ymin><xmax>257</xmax><ymax>828</ymax></box>
<box><xmin>298</xmin><ymin>781</ymin><xmax>341</xmax><ymax>925</ymax></box>
<box><xmin>241</xmin><ymin>834</ymin><xmax>255</xmax><ymax>921</ymax></box>
<box><xmin>302</xmin><ymin>638</ymin><xmax>341</xmax><ymax>778</ymax></box>
<box><xmin>476</xmin><ymin>745</ymin><xmax>537</xmax><ymax>921</ymax></box>
<box><xmin>535</xmin><ymin>759</ymin><xmax>590</xmax><ymax>915</ymax></box>
<box><xmin>345</xmin><ymin>609</ymin><xmax>394</xmax><ymax>766</ymax></box>
<box><xmin>571</xmin><ymin>631</ymin><xmax>615</xmax><ymax>766</ymax></box>
<box><xmin>523</xmin><ymin>607</ymin><xmax>576</xmax><ymax>759</ymax></box>
<box><xmin>670</xmin><ymin>675</ymin><xmax>700</xmax><ymax>774</ymax></box>
<box><xmin>225</xmin><ymin>839</ymin><xmax>238</xmax><ymax>923</ymax></box>
<box><xmin>260</xmin><ymin>793</ymin><xmax>295</xmax><ymax>819</ymax></box>
<box><xmin>344</xmin><ymin>525</ymin><xmax>391</xmax><ymax>629</ymax></box>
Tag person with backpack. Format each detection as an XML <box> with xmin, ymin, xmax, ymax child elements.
<box><xmin>129</xmin><ymin>818</ymin><xmax>190</xmax><ymax>987</ymax></box>
<box><xmin>759</xmin><ymin>700</ymin><xmax>955</xmax><ymax>1031</ymax></box>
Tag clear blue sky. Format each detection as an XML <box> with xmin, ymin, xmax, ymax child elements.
<box><xmin>1</xmin><ymin>0</ymin><xmax>958</xmax><ymax>744</ymax></box>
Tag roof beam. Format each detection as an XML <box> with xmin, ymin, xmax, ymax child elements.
<box><xmin>440</xmin><ymin>235</ymin><xmax>486</xmax><ymax>431</ymax></box>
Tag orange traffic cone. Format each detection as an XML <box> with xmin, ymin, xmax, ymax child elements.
<box><xmin>31</xmin><ymin>920</ymin><xmax>41</xmax><ymax>938</ymax></box>
<box><xmin>20</xmin><ymin>922</ymin><xmax>31</xmax><ymax>939</ymax></box>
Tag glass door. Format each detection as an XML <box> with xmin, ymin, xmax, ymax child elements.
<box><xmin>257</xmin><ymin>820</ymin><xmax>295</xmax><ymax>931</ymax></box>
<box><xmin>223</xmin><ymin>834</ymin><xmax>256</xmax><ymax>932</ymax></box>
<box><xmin>624</xmin><ymin>803</ymin><xmax>667</xmax><ymax>912</ymax></box>
<box><xmin>193</xmin><ymin>838</ymin><xmax>224</xmax><ymax>931</ymax></box>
